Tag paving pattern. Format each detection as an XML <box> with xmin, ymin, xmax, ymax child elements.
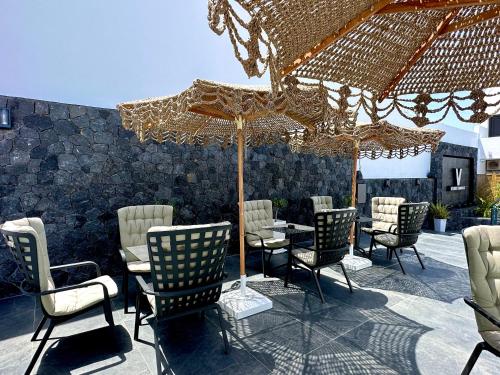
<box><xmin>0</xmin><ymin>231</ymin><xmax>498</xmax><ymax>374</ymax></box>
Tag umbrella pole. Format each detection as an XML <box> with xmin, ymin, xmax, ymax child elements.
<box><xmin>349</xmin><ymin>142</ymin><xmax>359</xmax><ymax>256</ymax></box>
<box><xmin>236</xmin><ymin>116</ymin><xmax>246</xmax><ymax>295</ymax></box>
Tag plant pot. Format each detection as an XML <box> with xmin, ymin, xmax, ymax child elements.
<box><xmin>434</xmin><ymin>218</ymin><xmax>447</xmax><ymax>233</ymax></box>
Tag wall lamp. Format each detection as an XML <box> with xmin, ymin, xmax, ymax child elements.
<box><xmin>0</xmin><ymin>108</ymin><xmax>11</xmax><ymax>129</ymax></box>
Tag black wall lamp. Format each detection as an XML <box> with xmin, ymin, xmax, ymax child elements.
<box><xmin>0</xmin><ymin>108</ymin><xmax>11</xmax><ymax>129</ymax></box>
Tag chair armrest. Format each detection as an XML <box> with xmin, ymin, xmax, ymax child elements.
<box><xmin>464</xmin><ymin>297</ymin><xmax>500</xmax><ymax>328</ymax></box>
<box><xmin>50</xmin><ymin>261</ymin><xmax>101</xmax><ymax>277</ymax></box>
<box><xmin>118</xmin><ymin>249</ymin><xmax>127</xmax><ymax>263</ymax></box>
<box><xmin>389</xmin><ymin>224</ymin><xmax>397</xmax><ymax>233</ymax></box>
<box><xmin>136</xmin><ymin>275</ymin><xmax>156</xmax><ymax>296</ymax></box>
<box><xmin>136</xmin><ymin>275</ymin><xmax>224</xmax><ymax>299</ymax></box>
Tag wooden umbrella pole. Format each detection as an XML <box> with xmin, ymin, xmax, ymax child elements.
<box><xmin>236</xmin><ymin>116</ymin><xmax>246</xmax><ymax>294</ymax></box>
<box><xmin>349</xmin><ymin>142</ymin><xmax>360</xmax><ymax>251</ymax></box>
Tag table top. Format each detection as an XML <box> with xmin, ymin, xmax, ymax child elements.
<box><xmin>356</xmin><ymin>216</ymin><xmax>373</xmax><ymax>224</ymax></box>
<box><xmin>125</xmin><ymin>244</ymin><xmax>149</xmax><ymax>262</ymax></box>
<box><xmin>262</xmin><ymin>223</ymin><xmax>315</xmax><ymax>235</ymax></box>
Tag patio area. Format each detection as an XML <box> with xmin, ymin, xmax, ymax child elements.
<box><xmin>0</xmin><ymin>231</ymin><xmax>496</xmax><ymax>375</ymax></box>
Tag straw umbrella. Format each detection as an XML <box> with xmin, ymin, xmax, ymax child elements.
<box><xmin>117</xmin><ymin>78</ymin><xmax>328</xmax><ymax>315</ymax></box>
<box><xmin>290</xmin><ymin>120</ymin><xmax>445</xmax><ymax>262</ymax></box>
<box><xmin>209</xmin><ymin>0</ymin><xmax>500</xmax><ymax>126</ymax></box>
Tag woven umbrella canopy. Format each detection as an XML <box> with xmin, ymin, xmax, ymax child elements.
<box><xmin>117</xmin><ymin>78</ymin><xmax>329</xmax><ymax>295</ymax></box>
<box><xmin>290</xmin><ymin>120</ymin><xmax>445</xmax><ymax>248</ymax></box>
<box><xmin>209</xmin><ymin>0</ymin><xmax>500</xmax><ymax>127</ymax></box>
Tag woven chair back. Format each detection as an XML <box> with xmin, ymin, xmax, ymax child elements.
<box><xmin>314</xmin><ymin>208</ymin><xmax>356</xmax><ymax>266</ymax></box>
<box><xmin>398</xmin><ymin>203</ymin><xmax>429</xmax><ymax>247</ymax></box>
<box><xmin>147</xmin><ymin>222</ymin><xmax>231</xmax><ymax>317</ymax></box>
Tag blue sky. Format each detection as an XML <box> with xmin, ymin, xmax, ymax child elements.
<box><xmin>1</xmin><ymin>0</ymin><xmax>263</xmax><ymax>108</ymax></box>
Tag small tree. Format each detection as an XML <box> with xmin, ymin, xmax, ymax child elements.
<box><xmin>271</xmin><ymin>198</ymin><xmax>288</xmax><ymax>220</ymax></box>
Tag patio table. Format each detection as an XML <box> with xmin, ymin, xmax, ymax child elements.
<box><xmin>126</xmin><ymin>245</ymin><xmax>149</xmax><ymax>262</ymax></box>
<box><xmin>262</xmin><ymin>223</ymin><xmax>315</xmax><ymax>273</ymax></box>
<box><xmin>262</xmin><ymin>223</ymin><xmax>315</xmax><ymax>248</ymax></box>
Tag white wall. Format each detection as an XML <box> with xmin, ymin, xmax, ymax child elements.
<box><xmin>359</xmin><ymin>122</ymin><xmax>481</xmax><ymax>179</ymax></box>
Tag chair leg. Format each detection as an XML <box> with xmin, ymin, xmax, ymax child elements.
<box><xmin>392</xmin><ymin>248</ymin><xmax>406</xmax><ymax>274</ymax></box>
<box><xmin>340</xmin><ymin>262</ymin><xmax>353</xmax><ymax>293</ymax></box>
<box><xmin>261</xmin><ymin>248</ymin><xmax>267</xmax><ymax>278</ymax></box>
<box><xmin>215</xmin><ymin>304</ymin><xmax>229</xmax><ymax>354</ymax></box>
<box><xmin>103</xmin><ymin>296</ymin><xmax>114</xmax><ymax>327</ymax></box>
<box><xmin>134</xmin><ymin>287</ymin><xmax>141</xmax><ymax>341</ymax></box>
<box><xmin>123</xmin><ymin>268</ymin><xmax>129</xmax><ymax>314</ymax></box>
<box><xmin>31</xmin><ymin>316</ymin><xmax>47</xmax><ymax>342</ymax></box>
<box><xmin>266</xmin><ymin>249</ymin><xmax>274</xmax><ymax>276</ymax></box>
<box><xmin>368</xmin><ymin>236</ymin><xmax>375</xmax><ymax>259</ymax></box>
<box><xmin>284</xmin><ymin>249</ymin><xmax>293</xmax><ymax>287</ymax></box>
<box><xmin>152</xmin><ymin>319</ymin><xmax>162</xmax><ymax>375</ymax></box>
<box><xmin>25</xmin><ymin>319</ymin><xmax>55</xmax><ymax>375</ymax></box>
<box><xmin>412</xmin><ymin>245</ymin><xmax>425</xmax><ymax>270</ymax></box>
<box><xmin>461</xmin><ymin>342</ymin><xmax>484</xmax><ymax>375</ymax></box>
<box><xmin>311</xmin><ymin>269</ymin><xmax>325</xmax><ymax>303</ymax></box>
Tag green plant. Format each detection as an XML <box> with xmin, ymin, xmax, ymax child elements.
<box><xmin>342</xmin><ymin>195</ymin><xmax>352</xmax><ymax>207</ymax></box>
<box><xmin>271</xmin><ymin>198</ymin><xmax>288</xmax><ymax>220</ymax></box>
<box><xmin>429</xmin><ymin>202</ymin><xmax>449</xmax><ymax>220</ymax></box>
<box><xmin>475</xmin><ymin>181</ymin><xmax>500</xmax><ymax>218</ymax></box>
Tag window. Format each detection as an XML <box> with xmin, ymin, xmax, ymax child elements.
<box><xmin>489</xmin><ymin>115</ymin><xmax>500</xmax><ymax>137</ymax></box>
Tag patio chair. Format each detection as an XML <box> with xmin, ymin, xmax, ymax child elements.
<box><xmin>368</xmin><ymin>202</ymin><xmax>429</xmax><ymax>274</ymax></box>
<box><xmin>134</xmin><ymin>222</ymin><xmax>232</xmax><ymax>375</ymax></box>
<box><xmin>361</xmin><ymin>197</ymin><xmax>406</xmax><ymax>235</ymax></box>
<box><xmin>461</xmin><ymin>225</ymin><xmax>500</xmax><ymax>374</ymax></box>
<box><xmin>118</xmin><ymin>205</ymin><xmax>173</xmax><ymax>313</ymax></box>
<box><xmin>244</xmin><ymin>200</ymin><xmax>290</xmax><ymax>277</ymax></box>
<box><xmin>310</xmin><ymin>196</ymin><xmax>333</xmax><ymax>213</ymax></box>
<box><xmin>285</xmin><ymin>208</ymin><xmax>357</xmax><ymax>303</ymax></box>
<box><xmin>0</xmin><ymin>218</ymin><xmax>117</xmax><ymax>375</ymax></box>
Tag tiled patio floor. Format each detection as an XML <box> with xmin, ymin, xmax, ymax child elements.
<box><xmin>0</xmin><ymin>231</ymin><xmax>498</xmax><ymax>374</ymax></box>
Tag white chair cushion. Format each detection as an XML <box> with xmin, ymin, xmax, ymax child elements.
<box><xmin>118</xmin><ymin>205</ymin><xmax>173</xmax><ymax>262</ymax></box>
<box><xmin>244</xmin><ymin>200</ymin><xmax>274</xmax><ymax>242</ymax></box>
<box><xmin>374</xmin><ymin>233</ymin><xmax>399</xmax><ymax>247</ymax></box>
<box><xmin>481</xmin><ymin>331</ymin><xmax>500</xmax><ymax>351</ymax></box>
<box><xmin>49</xmin><ymin>275</ymin><xmax>118</xmax><ymax>316</ymax></box>
<box><xmin>311</xmin><ymin>196</ymin><xmax>333</xmax><ymax>214</ymax></box>
<box><xmin>127</xmin><ymin>261</ymin><xmax>151</xmax><ymax>273</ymax></box>
<box><xmin>292</xmin><ymin>247</ymin><xmax>317</xmax><ymax>266</ymax></box>
<box><xmin>248</xmin><ymin>237</ymin><xmax>290</xmax><ymax>249</ymax></box>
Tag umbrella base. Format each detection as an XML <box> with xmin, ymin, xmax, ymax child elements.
<box><xmin>343</xmin><ymin>254</ymin><xmax>372</xmax><ymax>271</ymax></box>
<box><xmin>219</xmin><ymin>287</ymin><xmax>273</xmax><ymax>320</ymax></box>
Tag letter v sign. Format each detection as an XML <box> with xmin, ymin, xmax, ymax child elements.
<box><xmin>454</xmin><ymin>168</ymin><xmax>463</xmax><ymax>186</ymax></box>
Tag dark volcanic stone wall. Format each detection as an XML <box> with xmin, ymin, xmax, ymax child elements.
<box><xmin>0</xmin><ymin>95</ymin><xmax>354</xmax><ymax>296</ymax></box>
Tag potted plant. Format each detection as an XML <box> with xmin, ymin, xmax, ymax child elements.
<box><xmin>429</xmin><ymin>202</ymin><xmax>449</xmax><ymax>233</ymax></box>
<box><xmin>271</xmin><ymin>198</ymin><xmax>288</xmax><ymax>221</ymax></box>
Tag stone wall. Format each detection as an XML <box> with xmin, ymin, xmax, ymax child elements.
<box><xmin>357</xmin><ymin>178</ymin><xmax>435</xmax><ymax>216</ymax></box>
<box><xmin>0</xmin><ymin>95</ymin><xmax>354</xmax><ymax>296</ymax></box>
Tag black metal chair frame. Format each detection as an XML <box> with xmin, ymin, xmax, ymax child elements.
<box><xmin>134</xmin><ymin>224</ymin><xmax>231</xmax><ymax>375</ymax></box>
<box><xmin>244</xmin><ymin>231</ymin><xmax>287</xmax><ymax>277</ymax></box>
<box><xmin>284</xmin><ymin>209</ymin><xmax>356</xmax><ymax>303</ymax></box>
<box><xmin>368</xmin><ymin>203</ymin><xmax>428</xmax><ymax>274</ymax></box>
<box><xmin>0</xmin><ymin>228</ymin><xmax>115</xmax><ymax>375</ymax></box>
<box><xmin>461</xmin><ymin>230</ymin><xmax>500</xmax><ymax>374</ymax></box>
<box><xmin>119</xmin><ymin>249</ymin><xmax>149</xmax><ymax>314</ymax></box>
